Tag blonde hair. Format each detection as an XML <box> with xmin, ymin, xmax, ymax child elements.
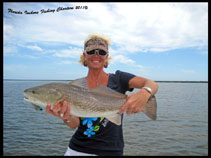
<box><xmin>79</xmin><ymin>33</ymin><xmax>112</xmax><ymax>68</ymax></box>
<box><xmin>84</xmin><ymin>33</ymin><xmax>111</xmax><ymax>46</ymax></box>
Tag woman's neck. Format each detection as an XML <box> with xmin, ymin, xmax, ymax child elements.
<box><xmin>86</xmin><ymin>69</ymin><xmax>108</xmax><ymax>89</ymax></box>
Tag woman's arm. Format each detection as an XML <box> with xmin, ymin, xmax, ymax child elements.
<box><xmin>129</xmin><ymin>76</ymin><xmax>158</xmax><ymax>95</ymax></box>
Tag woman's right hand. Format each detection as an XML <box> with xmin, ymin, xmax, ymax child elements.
<box><xmin>46</xmin><ymin>101</ymin><xmax>80</xmax><ymax>129</ymax></box>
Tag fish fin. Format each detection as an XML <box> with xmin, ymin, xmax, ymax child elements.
<box><xmin>91</xmin><ymin>85</ymin><xmax>126</xmax><ymax>99</ymax></box>
<box><xmin>32</xmin><ymin>104</ymin><xmax>43</xmax><ymax>111</ymax></box>
<box><xmin>142</xmin><ymin>96</ymin><xmax>157</xmax><ymax>120</ymax></box>
<box><xmin>107</xmin><ymin>114</ymin><xmax>122</xmax><ymax>125</ymax></box>
<box><xmin>69</xmin><ymin>77</ymin><xmax>88</xmax><ymax>88</ymax></box>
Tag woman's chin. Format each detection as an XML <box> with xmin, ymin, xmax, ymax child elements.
<box><xmin>88</xmin><ymin>64</ymin><xmax>103</xmax><ymax>70</ymax></box>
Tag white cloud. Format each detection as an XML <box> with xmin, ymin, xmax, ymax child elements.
<box><xmin>4</xmin><ymin>64</ymin><xmax>28</xmax><ymax>72</ymax></box>
<box><xmin>4</xmin><ymin>43</ymin><xmax>19</xmax><ymax>56</ymax></box>
<box><xmin>110</xmin><ymin>54</ymin><xmax>149</xmax><ymax>76</ymax></box>
<box><xmin>200</xmin><ymin>51</ymin><xmax>208</xmax><ymax>55</ymax></box>
<box><xmin>3</xmin><ymin>24</ymin><xmax>14</xmax><ymax>42</ymax></box>
<box><xmin>57</xmin><ymin>60</ymin><xmax>73</xmax><ymax>65</ymax></box>
<box><xmin>53</xmin><ymin>47</ymin><xmax>82</xmax><ymax>58</ymax></box>
<box><xmin>26</xmin><ymin>45</ymin><xmax>43</xmax><ymax>51</ymax></box>
<box><xmin>3</xmin><ymin>2</ymin><xmax>208</xmax><ymax>55</ymax></box>
<box><xmin>110</xmin><ymin>3</ymin><xmax>208</xmax><ymax>52</ymax></box>
<box><xmin>181</xmin><ymin>69</ymin><xmax>196</xmax><ymax>74</ymax></box>
<box><xmin>23</xmin><ymin>55</ymin><xmax>40</xmax><ymax>59</ymax></box>
<box><xmin>111</xmin><ymin>55</ymin><xmax>135</xmax><ymax>64</ymax></box>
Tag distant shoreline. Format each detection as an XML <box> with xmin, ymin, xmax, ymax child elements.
<box><xmin>155</xmin><ymin>81</ymin><xmax>208</xmax><ymax>83</ymax></box>
<box><xmin>3</xmin><ymin>79</ymin><xmax>208</xmax><ymax>83</ymax></box>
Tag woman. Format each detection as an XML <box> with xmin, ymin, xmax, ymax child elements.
<box><xmin>46</xmin><ymin>34</ymin><xmax>159</xmax><ymax>156</ymax></box>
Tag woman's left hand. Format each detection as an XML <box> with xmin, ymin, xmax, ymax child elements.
<box><xmin>119</xmin><ymin>90</ymin><xmax>151</xmax><ymax>115</ymax></box>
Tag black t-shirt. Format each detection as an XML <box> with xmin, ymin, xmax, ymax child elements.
<box><xmin>69</xmin><ymin>70</ymin><xmax>136</xmax><ymax>156</ymax></box>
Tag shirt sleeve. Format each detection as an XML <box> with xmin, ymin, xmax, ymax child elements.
<box><xmin>116</xmin><ymin>70</ymin><xmax>136</xmax><ymax>92</ymax></box>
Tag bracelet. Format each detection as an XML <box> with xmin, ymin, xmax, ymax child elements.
<box><xmin>64</xmin><ymin>119</ymin><xmax>71</xmax><ymax>123</ymax></box>
<box><xmin>142</xmin><ymin>87</ymin><xmax>152</xmax><ymax>98</ymax></box>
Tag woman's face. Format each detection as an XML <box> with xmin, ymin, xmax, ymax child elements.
<box><xmin>84</xmin><ymin>50</ymin><xmax>108</xmax><ymax>70</ymax></box>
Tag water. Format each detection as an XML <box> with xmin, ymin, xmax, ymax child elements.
<box><xmin>3</xmin><ymin>80</ymin><xmax>208</xmax><ymax>156</ymax></box>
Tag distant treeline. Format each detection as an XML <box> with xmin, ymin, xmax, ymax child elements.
<box><xmin>4</xmin><ymin>79</ymin><xmax>208</xmax><ymax>83</ymax></box>
<box><xmin>155</xmin><ymin>81</ymin><xmax>208</xmax><ymax>83</ymax></box>
<box><xmin>4</xmin><ymin>79</ymin><xmax>72</xmax><ymax>82</ymax></box>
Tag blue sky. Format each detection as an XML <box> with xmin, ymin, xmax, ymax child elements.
<box><xmin>3</xmin><ymin>2</ymin><xmax>208</xmax><ymax>81</ymax></box>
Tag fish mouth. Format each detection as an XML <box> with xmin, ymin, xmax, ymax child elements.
<box><xmin>23</xmin><ymin>94</ymin><xmax>30</xmax><ymax>101</ymax></box>
<box><xmin>24</xmin><ymin>96</ymin><xmax>29</xmax><ymax>99</ymax></box>
<box><xmin>24</xmin><ymin>96</ymin><xmax>29</xmax><ymax>101</ymax></box>
<box><xmin>23</xmin><ymin>93</ymin><xmax>28</xmax><ymax>99</ymax></box>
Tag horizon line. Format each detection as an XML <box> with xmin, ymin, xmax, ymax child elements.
<box><xmin>3</xmin><ymin>79</ymin><xmax>208</xmax><ymax>83</ymax></box>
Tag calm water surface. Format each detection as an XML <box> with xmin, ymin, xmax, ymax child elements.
<box><xmin>3</xmin><ymin>81</ymin><xmax>208</xmax><ymax>156</ymax></box>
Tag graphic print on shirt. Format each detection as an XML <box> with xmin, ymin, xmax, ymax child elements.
<box><xmin>81</xmin><ymin>117</ymin><xmax>109</xmax><ymax>137</ymax></box>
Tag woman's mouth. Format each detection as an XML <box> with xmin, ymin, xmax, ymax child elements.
<box><xmin>92</xmin><ymin>60</ymin><xmax>101</xmax><ymax>63</ymax></box>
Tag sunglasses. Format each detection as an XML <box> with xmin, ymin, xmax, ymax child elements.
<box><xmin>86</xmin><ymin>49</ymin><xmax>107</xmax><ymax>56</ymax></box>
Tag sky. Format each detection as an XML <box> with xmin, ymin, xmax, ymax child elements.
<box><xmin>3</xmin><ymin>2</ymin><xmax>208</xmax><ymax>81</ymax></box>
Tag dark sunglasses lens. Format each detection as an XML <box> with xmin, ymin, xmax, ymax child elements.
<box><xmin>99</xmin><ymin>50</ymin><xmax>107</xmax><ymax>56</ymax></box>
<box><xmin>86</xmin><ymin>50</ymin><xmax>95</xmax><ymax>55</ymax></box>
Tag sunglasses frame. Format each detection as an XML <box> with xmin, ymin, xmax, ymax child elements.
<box><xmin>85</xmin><ymin>49</ymin><xmax>107</xmax><ymax>56</ymax></box>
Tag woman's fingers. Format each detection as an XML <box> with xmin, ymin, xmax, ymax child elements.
<box><xmin>119</xmin><ymin>95</ymin><xmax>130</xmax><ymax>115</ymax></box>
<box><xmin>46</xmin><ymin>101</ymin><xmax>71</xmax><ymax>120</ymax></box>
<box><xmin>59</xmin><ymin>101</ymin><xmax>68</xmax><ymax>118</ymax></box>
<box><xmin>53</xmin><ymin>101</ymin><xmax>61</xmax><ymax>113</ymax></box>
<box><xmin>63</xmin><ymin>104</ymin><xmax>71</xmax><ymax>120</ymax></box>
<box><xmin>119</xmin><ymin>102</ymin><xmax>130</xmax><ymax>115</ymax></box>
<box><xmin>46</xmin><ymin>104</ymin><xmax>52</xmax><ymax>114</ymax></box>
<box><xmin>126</xmin><ymin>106</ymin><xmax>133</xmax><ymax>115</ymax></box>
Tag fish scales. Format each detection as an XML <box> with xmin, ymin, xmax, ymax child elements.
<box><xmin>63</xmin><ymin>85</ymin><xmax>125</xmax><ymax>112</ymax></box>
